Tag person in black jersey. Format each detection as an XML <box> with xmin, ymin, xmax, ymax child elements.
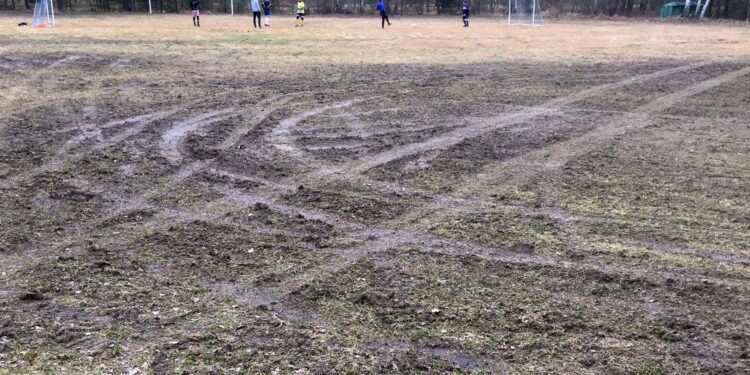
<box><xmin>262</xmin><ymin>0</ymin><xmax>272</xmax><ymax>27</ymax></box>
<box><xmin>190</xmin><ymin>0</ymin><xmax>200</xmax><ymax>27</ymax></box>
<box><xmin>462</xmin><ymin>0</ymin><xmax>470</xmax><ymax>27</ymax></box>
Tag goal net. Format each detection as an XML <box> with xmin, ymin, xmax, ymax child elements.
<box><xmin>32</xmin><ymin>0</ymin><xmax>55</xmax><ymax>27</ymax></box>
<box><xmin>508</xmin><ymin>0</ymin><xmax>543</xmax><ymax>26</ymax></box>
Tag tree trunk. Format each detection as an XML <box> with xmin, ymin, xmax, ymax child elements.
<box><xmin>608</xmin><ymin>0</ymin><xmax>619</xmax><ymax>16</ymax></box>
<box><xmin>746</xmin><ymin>0</ymin><xmax>749</xmax><ymax>20</ymax></box>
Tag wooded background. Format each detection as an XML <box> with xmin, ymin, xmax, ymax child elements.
<box><xmin>3</xmin><ymin>0</ymin><xmax>750</xmax><ymax>21</ymax></box>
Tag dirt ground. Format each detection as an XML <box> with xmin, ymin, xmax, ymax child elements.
<box><xmin>0</xmin><ymin>14</ymin><xmax>749</xmax><ymax>374</ymax></box>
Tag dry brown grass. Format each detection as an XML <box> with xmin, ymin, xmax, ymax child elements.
<box><xmin>2</xmin><ymin>14</ymin><xmax>749</xmax><ymax>71</ymax></box>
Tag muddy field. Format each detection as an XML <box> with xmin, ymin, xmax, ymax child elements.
<box><xmin>1</xmin><ymin>14</ymin><xmax>749</xmax><ymax>374</ymax></box>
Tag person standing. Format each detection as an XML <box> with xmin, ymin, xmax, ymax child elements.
<box><xmin>190</xmin><ymin>0</ymin><xmax>200</xmax><ymax>27</ymax></box>
<box><xmin>251</xmin><ymin>0</ymin><xmax>262</xmax><ymax>28</ymax></box>
<box><xmin>376</xmin><ymin>0</ymin><xmax>391</xmax><ymax>28</ymax></box>
<box><xmin>462</xmin><ymin>0</ymin><xmax>470</xmax><ymax>27</ymax></box>
<box><xmin>262</xmin><ymin>0</ymin><xmax>272</xmax><ymax>27</ymax></box>
<box><xmin>295</xmin><ymin>0</ymin><xmax>305</xmax><ymax>27</ymax></box>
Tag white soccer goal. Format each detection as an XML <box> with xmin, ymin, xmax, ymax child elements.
<box><xmin>508</xmin><ymin>0</ymin><xmax>543</xmax><ymax>26</ymax></box>
<box><xmin>32</xmin><ymin>0</ymin><xmax>55</xmax><ymax>27</ymax></box>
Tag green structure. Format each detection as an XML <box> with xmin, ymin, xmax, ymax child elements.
<box><xmin>660</xmin><ymin>1</ymin><xmax>699</xmax><ymax>18</ymax></box>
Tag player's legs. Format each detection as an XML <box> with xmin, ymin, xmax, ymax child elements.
<box><xmin>380</xmin><ymin>11</ymin><xmax>390</xmax><ymax>28</ymax></box>
<box><xmin>193</xmin><ymin>10</ymin><xmax>200</xmax><ymax>27</ymax></box>
<box><xmin>265</xmin><ymin>14</ymin><xmax>270</xmax><ymax>26</ymax></box>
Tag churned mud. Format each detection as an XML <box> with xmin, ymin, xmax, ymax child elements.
<box><xmin>1</xmin><ymin>23</ymin><xmax>749</xmax><ymax>374</ymax></box>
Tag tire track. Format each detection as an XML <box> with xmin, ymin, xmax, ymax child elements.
<box><xmin>267</xmin><ymin>99</ymin><xmax>356</xmax><ymax>165</ymax></box>
<box><xmin>200</xmin><ymin>169</ymin><xmax>750</xmax><ymax>313</ymax></box>
<box><xmin>0</xmin><ymin>95</ymin><xmax>293</xmax><ymax>281</ymax></box>
<box><xmin>0</xmin><ymin>110</ymin><xmax>176</xmax><ymax>188</ymax></box>
<box><xmin>317</xmin><ymin>62</ymin><xmax>711</xmax><ymax>178</ymax></box>
<box><xmin>403</xmin><ymin>65</ymin><xmax>750</xmax><ymax>270</ymax></box>
<box><xmin>457</xmin><ymin>65</ymin><xmax>750</xmax><ymax>201</ymax></box>
<box><xmin>196</xmin><ymin>65</ymin><xmax>750</xmax><ymax>305</ymax></box>
<box><xmin>217</xmin><ymin>94</ymin><xmax>300</xmax><ymax>150</ymax></box>
<box><xmin>160</xmin><ymin>109</ymin><xmax>235</xmax><ymax>164</ymax></box>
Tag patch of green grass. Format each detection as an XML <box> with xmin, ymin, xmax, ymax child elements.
<box><xmin>632</xmin><ymin>361</ymin><xmax>662</xmax><ymax>375</ymax></box>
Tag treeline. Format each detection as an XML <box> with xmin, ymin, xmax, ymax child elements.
<box><xmin>3</xmin><ymin>0</ymin><xmax>750</xmax><ymax>20</ymax></box>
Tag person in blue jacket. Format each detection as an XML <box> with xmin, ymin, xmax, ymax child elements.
<box><xmin>376</xmin><ymin>0</ymin><xmax>391</xmax><ymax>29</ymax></box>
<box><xmin>462</xmin><ymin>0</ymin><xmax>470</xmax><ymax>27</ymax></box>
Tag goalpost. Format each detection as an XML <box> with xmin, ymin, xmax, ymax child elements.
<box><xmin>508</xmin><ymin>0</ymin><xmax>543</xmax><ymax>26</ymax></box>
<box><xmin>32</xmin><ymin>0</ymin><xmax>55</xmax><ymax>27</ymax></box>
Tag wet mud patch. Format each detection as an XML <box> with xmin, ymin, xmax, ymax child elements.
<box><xmin>281</xmin><ymin>181</ymin><xmax>414</xmax><ymax>225</ymax></box>
<box><xmin>128</xmin><ymin>210</ymin><xmax>339</xmax><ymax>286</ymax></box>
<box><xmin>59</xmin><ymin>147</ymin><xmax>142</xmax><ymax>187</ymax></box>
<box><xmin>181</xmin><ymin>116</ymin><xmax>247</xmax><ymax>161</ymax></box>
<box><xmin>215</xmin><ymin>129</ymin><xmax>307</xmax><ymax>181</ymax></box>
<box><xmin>291</xmin><ymin>107</ymin><xmax>469</xmax><ymax>164</ymax></box>
<box><xmin>0</xmin><ymin>106</ymin><xmax>82</xmax><ymax>178</ymax></box>
<box><xmin>0</xmin><ymin>173</ymin><xmax>114</xmax><ymax>252</ymax></box>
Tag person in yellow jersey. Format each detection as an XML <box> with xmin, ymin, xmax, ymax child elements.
<box><xmin>295</xmin><ymin>0</ymin><xmax>305</xmax><ymax>27</ymax></box>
